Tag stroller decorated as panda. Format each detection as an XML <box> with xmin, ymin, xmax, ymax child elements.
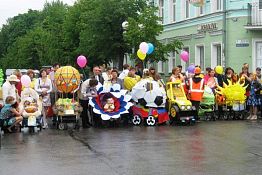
<box><xmin>131</xmin><ymin>78</ymin><xmax>169</xmax><ymax>126</ymax></box>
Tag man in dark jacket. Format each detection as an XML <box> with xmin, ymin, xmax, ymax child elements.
<box><xmin>93</xmin><ymin>66</ymin><xmax>104</xmax><ymax>85</ymax></box>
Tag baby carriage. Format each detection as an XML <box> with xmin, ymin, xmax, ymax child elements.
<box><xmin>131</xmin><ymin>79</ymin><xmax>168</xmax><ymax>126</ymax></box>
<box><xmin>166</xmin><ymin>81</ymin><xmax>196</xmax><ymax>125</ymax></box>
<box><xmin>20</xmin><ymin>87</ymin><xmax>43</xmax><ymax>133</ymax></box>
<box><xmin>215</xmin><ymin>79</ymin><xmax>248</xmax><ymax>120</ymax></box>
<box><xmin>52</xmin><ymin>66</ymin><xmax>82</xmax><ymax>130</ymax></box>
<box><xmin>199</xmin><ymin>86</ymin><xmax>216</xmax><ymax>121</ymax></box>
<box><xmin>21</xmin><ymin>97</ymin><xmax>43</xmax><ymax>133</ymax></box>
<box><xmin>88</xmin><ymin>83</ymin><xmax>133</xmax><ymax>127</ymax></box>
<box><xmin>53</xmin><ymin>98</ymin><xmax>82</xmax><ymax>130</ymax></box>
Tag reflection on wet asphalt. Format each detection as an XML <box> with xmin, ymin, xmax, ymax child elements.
<box><xmin>1</xmin><ymin>121</ymin><xmax>262</xmax><ymax>175</ymax></box>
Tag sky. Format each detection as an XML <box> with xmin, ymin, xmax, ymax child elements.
<box><xmin>0</xmin><ymin>0</ymin><xmax>76</xmax><ymax>27</ymax></box>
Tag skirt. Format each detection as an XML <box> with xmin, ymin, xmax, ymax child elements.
<box><xmin>247</xmin><ymin>95</ymin><xmax>261</xmax><ymax>107</ymax></box>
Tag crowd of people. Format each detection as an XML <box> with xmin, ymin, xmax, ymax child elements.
<box><xmin>0</xmin><ymin>62</ymin><xmax>262</xmax><ymax>131</ymax></box>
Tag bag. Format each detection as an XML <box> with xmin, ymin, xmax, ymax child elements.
<box><xmin>47</xmin><ymin>106</ymin><xmax>54</xmax><ymax>118</ymax></box>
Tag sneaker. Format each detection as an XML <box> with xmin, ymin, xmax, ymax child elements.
<box><xmin>43</xmin><ymin>123</ymin><xmax>48</xmax><ymax>129</ymax></box>
<box><xmin>247</xmin><ymin>115</ymin><xmax>252</xmax><ymax>120</ymax></box>
<box><xmin>251</xmin><ymin>115</ymin><xmax>257</xmax><ymax>120</ymax></box>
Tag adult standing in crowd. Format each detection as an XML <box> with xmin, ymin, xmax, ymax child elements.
<box><xmin>35</xmin><ymin>69</ymin><xmax>52</xmax><ymax>129</ymax></box>
<box><xmin>124</xmin><ymin>67</ymin><xmax>141</xmax><ymax>91</ymax></box>
<box><xmin>49</xmin><ymin>63</ymin><xmax>60</xmax><ymax>105</ymax></box>
<box><xmin>239</xmin><ymin>64</ymin><xmax>251</xmax><ymax>96</ymax></box>
<box><xmin>93</xmin><ymin>66</ymin><xmax>104</xmax><ymax>85</ymax></box>
<box><xmin>2</xmin><ymin>75</ymin><xmax>20</xmax><ymax>104</ymax></box>
<box><xmin>169</xmin><ymin>67</ymin><xmax>184</xmax><ymax>82</ymax></box>
<box><xmin>80</xmin><ymin>76</ymin><xmax>98</xmax><ymax>128</ymax></box>
<box><xmin>111</xmin><ymin>69</ymin><xmax>123</xmax><ymax>89</ymax></box>
<box><xmin>119</xmin><ymin>64</ymin><xmax>130</xmax><ymax>80</ymax></box>
<box><xmin>13</xmin><ymin>69</ymin><xmax>22</xmax><ymax>97</ymax></box>
<box><xmin>188</xmin><ymin>67</ymin><xmax>204</xmax><ymax>120</ymax></box>
<box><xmin>26</xmin><ymin>69</ymin><xmax>36</xmax><ymax>89</ymax></box>
<box><xmin>102</xmin><ymin>67</ymin><xmax>112</xmax><ymax>83</ymax></box>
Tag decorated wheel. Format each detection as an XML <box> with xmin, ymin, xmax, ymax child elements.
<box><xmin>58</xmin><ymin>123</ymin><xmax>67</xmax><ymax>130</ymax></box>
<box><xmin>132</xmin><ymin>115</ymin><xmax>142</xmax><ymax>126</ymax></box>
<box><xmin>146</xmin><ymin>116</ymin><xmax>156</xmax><ymax>126</ymax></box>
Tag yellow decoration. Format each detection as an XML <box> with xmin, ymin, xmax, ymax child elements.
<box><xmin>124</xmin><ymin>75</ymin><xmax>141</xmax><ymax>91</ymax></box>
<box><xmin>215</xmin><ymin>79</ymin><xmax>247</xmax><ymax>106</ymax></box>
<box><xmin>215</xmin><ymin>66</ymin><xmax>223</xmax><ymax>75</ymax></box>
<box><xmin>54</xmin><ymin>66</ymin><xmax>80</xmax><ymax>93</ymax></box>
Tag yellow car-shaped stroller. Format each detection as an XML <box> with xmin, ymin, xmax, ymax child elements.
<box><xmin>166</xmin><ymin>81</ymin><xmax>196</xmax><ymax>125</ymax></box>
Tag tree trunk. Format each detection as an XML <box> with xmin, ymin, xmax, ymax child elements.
<box><xmin>118</xmin><ymin>52</ymin><xmax>125</xmax><ymax>71</ymax></box>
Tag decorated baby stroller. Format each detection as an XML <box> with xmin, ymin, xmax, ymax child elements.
<box><xmin>20</xmin><ymin>87</ymin><xmax>43</xmax><ymax>133</ymax></box>
<box><xmin>88</xmin><ymin>83</ymin><xmax>133</xmax><ymax>127</ymax></box>
<box><xmin>131</xmin><ymin>78</ymin><xmax>169</xmax><ymax>126</ymax></box>
<box><xmin>52</xmin><ymin>66</ymin><xmax>82</xmax><ymax>130</ymax></box>
<box><xmin>215</xmin><ymin>79</ymin><xmax>248</xmax><ymax>120</ymax></box>
<box><xmin>199</xmin><ymin>86</ymin><xmax>216</xmax><ymax>121</ymax></box>
<box><xmin>166</xmin><ymin>81</ymin><xmax>196</xmax><ymax>125</ymax></box>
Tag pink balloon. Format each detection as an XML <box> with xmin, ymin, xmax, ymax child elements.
<box><xmin>180</xmin><ymin>51</ymin><xmax>189</xmax><ymax>62</ymax></box>
<box><xmin>139</xmin><ymin>42</ymin><xmax>149</xmax><ymax>54</ymax></box>
<box><xmin>21</xmin><ymin>75</ymin><xmax>31</xmax><ymax>88</ymax></box>
<box><xmin>77</xmin><ymin>55</ymin><xmax>87</xmax><ymax>68</ymax></box>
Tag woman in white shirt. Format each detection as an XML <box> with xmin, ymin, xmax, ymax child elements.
<box><xmin>35</xmin><ymin>69</ymin><xmax>52</xmax><ymax>128</ymax></box>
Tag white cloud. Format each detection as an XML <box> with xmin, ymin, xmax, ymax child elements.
<box><xmin>0</xmin><ymin>0</ymin><xmax>76</xmax><ymax>27</ymax></box>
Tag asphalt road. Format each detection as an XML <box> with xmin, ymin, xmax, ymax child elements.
<box><xmin>1</xmin><ymin>121</ymin><xmax>262</xmax><ymax>175</ymax></box>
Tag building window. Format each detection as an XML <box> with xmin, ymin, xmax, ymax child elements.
<box><xmin>260</xmin><ymin>0</ymin><xmax>262</xmax><ymax>9</ymax></box>
<box><xmin>168</xmin><ymin>52</ymin><xmax>176</xmax><ymax>73</ymax></box>
<box><xmin>211</xmin><ymin>0</ymin><xmax>222</xmax><ymax>12</ymax></box>
<box><xmin>159</xmin><ymin>0</ymin><xmax>164</xmax><ymax>21</ymax></box>
<box><xmin>171</xmin><ymin>0</ymin><xmax>176</xmax><ymax>22</ymax></box>
<box><xmin>185</xmin><ymin>0</ymin><xmax>190</xmax><ymax>18</ymax></box>
<box><xmin>196</xmin><ymin>45</ymin><xmax>204</xmax><ymax>70</ymax></box>
<box><xmin>199</xmin><ymin>6</ymin><xmax>204</xmax><ymax>15</ymax></box>
<box><xmin>211</xmin><ymin>43</ymin><xmax>222</xmax><ymax>68</ymax></box>
<box><xmin>216</xmin><ymin>0</ymin><xmax>222</xmax><ymax>11</ymax></box>
<box><xmin>216</xmin><ymin>45</ymin><xmax>222</xmax><ymax>65</ymax></box>
<box><xmin>158</xmin><ymin>61</ymin><xmax>164</xmax><ymax>73</ymax></box>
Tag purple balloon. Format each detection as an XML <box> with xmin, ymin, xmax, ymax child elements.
<box><xmin>187</xmin><ymin>65</ymin><xmax>195</xmax><ymax>74</ymax></box>
<box><xmin>77</xmin><ymin>55</ymin><xmax>87</xmax><ymax>68</ymax></box>
<box><xmin>180</xmin><ymin>51</ymin><xmax>189</xmax><ymax>62</ymax></box>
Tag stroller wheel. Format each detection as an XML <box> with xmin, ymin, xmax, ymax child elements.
<box><xmin>146</xmin><ymin>116</ymin><xmax>156</xmax><ymax>126</ymax></box>
<box><xmin>58</xmin><ymin>123</ymin><xmax>66</xmax><ymax>130</ymax></box>
<box><xmin>132</xmin><ymin>115</ymin><xmax>142</xmax><ymax>126</ymax></box>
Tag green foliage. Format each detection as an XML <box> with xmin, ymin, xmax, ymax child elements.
<box><xmin>0</xmin><ymin>69</ymin><xmax>4</xmax><ymax>86</ymax></box>
<box><xmin>0</xmin><ymin>0</ymin><xmax>183</xmax><ymax>71</ymax></box>
<box><xmin>123</xmin><ymin>4</ymin><xmax>183</xmax><ymax>63</ymax></box>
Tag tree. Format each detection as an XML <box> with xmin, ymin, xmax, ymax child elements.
<box><xmin>123</xmin><ymin>3</ymin><xmax>183</xmax><ymax>64</ymax></box>
<box><xmin>67</xmin><ymin>0</ymin><xmax>148</xmax><ymax>69</ymax></box>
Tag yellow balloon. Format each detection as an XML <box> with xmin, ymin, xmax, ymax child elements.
<box><xmin>137</xmin><ymin>49</ymin><xmax>146</xmax><ymax>60</ymax></box>
<box><xmin>215</xmin><ymin>66</ymin><xmax>223</xmax><ymax>75</ymax></box>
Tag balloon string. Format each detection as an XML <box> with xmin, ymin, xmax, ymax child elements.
<box><xmin>82</xmin><ymin>69</ymin><xmax>87</xmax><ymax>80</ymax></box>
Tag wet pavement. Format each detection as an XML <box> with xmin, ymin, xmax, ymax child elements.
<box><xmin>1</xmin><ymin>121</ymin><xmax>262</xmax><ymax>175</ymax></box>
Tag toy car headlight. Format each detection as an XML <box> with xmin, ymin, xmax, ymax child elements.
<box><xmin>187</xmin><ymin>106</ymin><xmax>191</xmax><ymax>110</ymax></box>
<box><xmin>181</xmin><ymin>105</ymin><xmax>185</xmax><ymax>110</ymax></box>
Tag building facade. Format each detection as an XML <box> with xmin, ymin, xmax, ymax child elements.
<box><xmin>155</xmin><ymin>0</ymin><xmax>262</xmax><ymax>75</ymax></box>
